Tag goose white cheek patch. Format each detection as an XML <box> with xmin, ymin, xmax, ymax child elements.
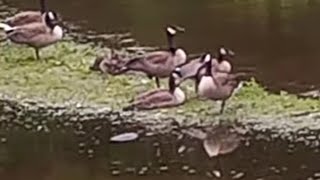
<box><xmin>48</xmin><ymin>12</ymin><xmax>55</xmax><ymax>20</ymax></box>
<box><xmin>220</xmin><ymin>48</ymin><xmax>227</xmax><ymax>55</ymax></box>
<box><xmin>204</xmin><ymin>54</ymin><xmax>211</xmax><ymax>62</ymax></box>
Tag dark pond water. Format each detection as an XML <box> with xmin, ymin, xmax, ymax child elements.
<box><xmin>3</xmin><ymin>0</ymin><xmax>320</xmax><ymax>92</ymax></box>
<box><xmin>0</xmin><ymin>121</ymin><xmax>320</xmax><ymax>180</ymax></box>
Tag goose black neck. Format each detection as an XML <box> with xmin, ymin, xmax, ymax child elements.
<box><xmin>168</xmin><ymin>75</ymin><xmax>176</xmax><ymax>93</ymax></box>
<box><xmin>40</xmin><ymin>0</ymin><xmax>46</xmax><ymax>14</ymax></box>
<box><xmin>204</xmin><ymin>60</ymin><xmax>212</xmax><ymax>76</ymax></box>
<box><xmin>166</xmin><ymin>32</ymin><xmax>176</xmax><ymax>54</ymax></box>
<box><xmin>217</xmin><ymin>53</ymin><xmax>224</xmax><ymax>63</ymax></box>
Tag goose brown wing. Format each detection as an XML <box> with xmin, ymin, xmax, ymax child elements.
<box><xmin>143</xmin><ymin>90</ymin><xmax>173</xmax><ymax>102</ymax></box>
<box><xmin>179</xmin><ymin>58</ymin><xmax>203</xmax><ymax>78</ymax></box>
<box><xmin>145</xmin><ymin>51</ymin><xmax>171</xmax><ymax>64</ymax></box>
<box><xmin>135</xmin><ymin>89</ymin><xmax>167</xmax><ymax>101</ymax></box>
<box><xmin>5</xmin><ymin>11</ymin><xmax>42</xmax><ymax>26</ymax></box>
<box><xmin>8</xmin><ymin>23</ymin><xmax>48</xmax><ymax>42</ymax></box>
<box><xmin>134</xmin><ymin>91</ymin><xmax>175</xmax><ymax>109</ymax></box>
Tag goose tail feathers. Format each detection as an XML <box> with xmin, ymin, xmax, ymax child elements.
<box><xmin>0</xmin><ymin>23</ymin><xmax>15</xmax><ymax>32</ymax></box>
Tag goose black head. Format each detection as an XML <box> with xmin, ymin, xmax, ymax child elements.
<box><xmin>172</xmin><ymin>67</ymin><xmax>183</xmax><ymax>78</ymax></box>
<box><xmin>166</xmin><ymin>25</ymin><xmax>185</xmax><ymax>36</ymax></box>
<box><xmin>217</xmin><ymin>47</ymin><xmax>235</xmax><ymax>62</ymax></box>
<box><xmin>44</xmin><ymin>11</ymin><xmax>59</xmax><ymax>29</ymax></box>
<box><xmin>197</xmin><ymin>53</ymin><xmax>213</xmax><ymax>76</ymax></box>
<box><xmin>168</xmin><ymin>67</ymin><xmax>183</xmax><ymax>92</ymax></box>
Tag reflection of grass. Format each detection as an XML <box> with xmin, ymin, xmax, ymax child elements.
<box><xmin>0</xmin><ymin>41</ymin><xmax>319</xmax><ymax>121</ymax></box>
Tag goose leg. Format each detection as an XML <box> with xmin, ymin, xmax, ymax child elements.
<box><xmin>155</xmin><ymin>77</ymin><xmax>160</xmax><ymax>88</ymax></box>
<box><xmin>220</xmin><ymin>100</ymin><xmax>226</xmax><ymax>114</ymax></box>
<box><xmin>34</xmin><ymin>48</ymin><xmax>40</xmax><ymax>60</ymax></box>
<box><xmin>194</xmin><ymin>78</ymin><xmax>199</xmax><ymax>94</ymax></box>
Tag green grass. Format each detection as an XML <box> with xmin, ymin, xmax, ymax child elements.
<box><xmin>0</xmin><ymin>40</ymin><xmax>319</xmax><ymax>121</ymax></box>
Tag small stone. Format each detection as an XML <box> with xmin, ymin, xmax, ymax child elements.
<box><xmin>111</xmin><ymin>170</ymin><xmax>120</xmax><ymax>176</ymax></box>
<box><xmin>87</xmin><ymin>149</ymin><xmax>94</xmax><ymax>154</ymax></box>
<box><xmin>110</xmin><ymin>161</ymin><xmax>122</xmax><ymax>166</ymax></box>
<box><xmin>206</xmin><ymin>171</ymin><xmax>213</xmax><ymax>178</ymax></box>
<box><xmin>230</xmin><ymin>170</ymin><xmax>237</xmax><ymax>175</ymax></box>
<box><xmin>314</xmin><ymin>172</ymin><xmax>320</xmax><ymax>177</ymax></box>
<box><xmin>125</xmin><ymin>167</ymin><xmax>136</xmax><ymax>173</ymax></box>
<box><xmin>212</xmin><ymin>170</ymin><xmax>221</xmax><ymax>178</ymax></box>
<box><xmin>300</xmin><ymin>164</ymin><xmax>308</xmax><ymax>169</ymax></box>
<box><xmin>281</xmin><ymin>167</ymin><xmax>288</xmax><ymax>172</ymax></box>
<box><xmin>141</xmin><ymin>167</ymin><xmax>148</xmax><ymax>171</ymax></box>
<box><xmin>188</xmin><ymin>169</ymin><xmax>196</xmax><ymax>175</ymax></box>
<box><xmin>178</xmin><ymin>146</ymin><xmax>186</xmax><ymax>154</ymax></box>
<box><xmin>159</xmin><ymin>166</ymin><xmax>168</xmax><ymax>172</ymax></box>
<box><xmin>153</xmin><ymin>142</ymin><xmax>160</xmax><ymax>147</ymax></box>
<box><xmin>182</xmin><ymin>165</ymin><xmax>189</xmax><ymax>171</ymax></box>
<box><xmin>94</xmin><ymin>139</ymin><xmax>101</xmax><ymax>145</ymax></box>
<box><xmin>232</xmin><ymin>172</ymin><xmax>245</xmax><ymax>179</ymax></box>
<box><xmin>307</xmin><ymin>136</ymin><xmax>317</xmax><ymax>140</ymax></box>
<box><xmin>145</xmin><ymin>132</ymin><xmax>154</xmax><ymax>137</ymax></box>
<box><xmin>138</xmin><ymin>170</ymin><xmax>146</xmax><ymax>176</ymax></box>
<box><xmin>1</xmin><ymin>137</ymin><xmax>7</xmax><ymax>143</ymax></box>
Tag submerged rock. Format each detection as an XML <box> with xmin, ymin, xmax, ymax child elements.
<box><xmin>110</xmin><ymin>132</ymin><xmax>139</xmax><ymax>142</ymax></box>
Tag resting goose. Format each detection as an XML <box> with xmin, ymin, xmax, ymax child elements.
<box><xmin>0</xmin><ymin>11</ymin><xmax>63</xmax><ymax>60</ymax></box>
<box><xmin>196</xmin><ymin>53</ymin><xmax>242</xmax><ymax>114</ymax></box>
<box><xmin>123</xmin><ymin>67</ymin><xmax>186</xmax><ymax>110</ymax></box>
<box><xmin>4</xmin><ymin>0</ymin><xmax>56</xmax><ymax>26</ymax></box>
<box><xmin>120</xmin><ymin>26</ymin><xmax>187</xmax><ymax>88</ymax></box>
<box><xmin>90</xmin><ymin>53</ymin><xmax>126</xmax><ymax>75</ymax></box>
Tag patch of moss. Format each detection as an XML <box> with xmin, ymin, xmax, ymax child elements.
<box><xmin>0</xmin><ymin>40</ymin><xmax>319</xmax><ymax>122</ymax></box>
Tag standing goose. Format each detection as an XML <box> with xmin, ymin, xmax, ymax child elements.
<box><xmin>4</xmin><ymin>0</ymin><xmax>56</xmax><ymax>26</ymax></box>
<box><xmin>0</xmin><ymin>11</ymin><xmax>63</xmax><ymax>60</ymax></box>
<box><xmin>175</xmin><ymin>47</ymin><xmax>235</xmax><ymax>92</ymax></box>
<box><xmin>123</xmin><ymin>67</ymin><xmax>186</xmax><ymax>110</ymax></box>
<box><xmin>119</xmin><ymin>26</ymin><xmax>187</xmax><ymax>88</ymax></box>
<box><xmin>196</xmin><ymin>53</ymin><xmax>242</xmax><ymax>114</ymax></box>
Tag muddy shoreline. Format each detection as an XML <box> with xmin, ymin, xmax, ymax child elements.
<box><xmin>0</xmin><ymin>93</ymin><xmax>319</xmax><ymax>143</ymax></box>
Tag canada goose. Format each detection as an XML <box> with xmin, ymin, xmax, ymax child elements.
<box><xmin>123</xmin><ymin>67</ymin><xmax>186</xmax><ymax>110</ymax></box>
<box><xmin>175</xmin><ymin>47</ymin><xmax>235</xmax><ymax>92</ymax></box>
<box><xmin>0</xmin><ymin>11</ymin><xmax>63</xmax><ymax>60</ymax></box>
<box><xmin>119</xmin><ymin>26</ymin><xmax>187</xmax><ymax>88</ymax></box>
<box><xmin>213</xmin><ymin>46</ymin><xmax>235</xmax><ymax>72</ymax></box>
<box><xmin>90</xmin><ymin>53</ymin><xmax>126</xmax><ymax>75</ymax></box>
<box><xmin>196</xmin><ymin>53</ymin><xmax>242</xmax><ymax>114</ymax></box>
<box><xmin>4</xmin><ymin>0</ymin><xmax>56</xmax><ymax>26</ymax></box>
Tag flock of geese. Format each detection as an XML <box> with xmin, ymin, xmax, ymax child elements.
<box><xmin>0</xmin><ymin>0</ymin><xmax>249</xmax><ymax>114</ymax></box>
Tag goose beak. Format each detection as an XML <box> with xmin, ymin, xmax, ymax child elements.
<box><xmin>169</xmin><ymin>24</ymin><xmax>185</xmax><ymax>33</ymax></box>
<box><xmin>228</xmin><ymin>49</ymin><xmax>235</xmax><ymax>57</ymax></box>
<box><xmin>175</xmin><ymin>26</ymin><xmax>185</xmax><ymax>33</ymax></box>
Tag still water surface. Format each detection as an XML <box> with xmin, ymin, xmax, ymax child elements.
<box><xmin>4</xmin><ymin>0</ymin><xmax>320</xmax><ymax>92</ymax></box>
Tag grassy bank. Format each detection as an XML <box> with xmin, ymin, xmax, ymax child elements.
<box><xmin>0</xmin><ymin>40</ymin><xmax>319</xmax><ymax>123</ymax></box>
